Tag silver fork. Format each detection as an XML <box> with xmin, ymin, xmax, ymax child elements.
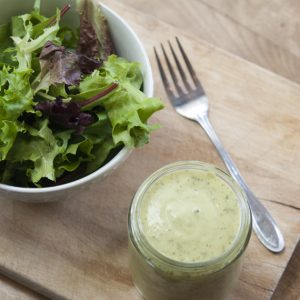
<box><xmin>154</xmin><ymin>37</ymin><xmax>284</xmax><ymax>253</ymax></box>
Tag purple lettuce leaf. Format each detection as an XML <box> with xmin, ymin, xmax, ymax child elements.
<box><xmin>35</xmin><ymin>82</ymin><xmax>119</xmax><ymax>134</ymax></box>
<box><xmin>35</xmin><ymin>97</ymin><xmax>95</xmax><ymax>134</ymax></box>
<box><xmin>77</xmin><ymin>0</ymin><xmax>100</xmax><ymax>60</ymax></box>
<box><xmin>77</xmin><ymin>0</ymin><xmax>115</xmax><ymax>62</ymax></box>
<box><xmin>38</xmin><ymin>41</ymin><xmax>101</xmax><ymax>87</ymax></box>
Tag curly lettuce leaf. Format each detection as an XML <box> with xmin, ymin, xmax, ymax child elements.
<box><xmin>54</xmin><ymin>110</ymin><xmax>115</xmax><ymax>177</ymax></box>
<box><xmin>11</xmin><ymin>10</ymin><xmax>61</xmax><ymax>70</ymax></box>
<box><xmin>76</xmin><ymin>55</ymin><xmax>164</xmax><ymax>147</ymax></box>
<box><xmin>0</xmin><ymin>66</ymin><xmax>33</xmax><ymax>161</ymax></box>
<box><xmin>0</xmin><ymin>120</ymin><xmax>21</xmax><ymax>160</ymax></box>
<box><xmin>12</xmin><ymin>0</ymin><xmax>52</xmax><ymax>39</ymax></box>
<box><xmin>0</xmin><ymin>66</ymin><xmax>34</xmax><ymax>119</ymax></box>
<box><xmin>83</xmin><ymin>110</ymin><xmax>115</xmax><ymax>173</ymax></box>
<box><xmin>7</xmin><ymin>120</ymin><xmax>71</xmax><ymax>184</ymax></box>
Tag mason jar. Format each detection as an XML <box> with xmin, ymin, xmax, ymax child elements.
<box><xmin>128</xmin><ymin>161</ymin><xmax>252</xmax><ymax>300</ymax></box>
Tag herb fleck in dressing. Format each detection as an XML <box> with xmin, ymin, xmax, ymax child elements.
<box><xmin>140</xmin><ymin>169</ymin><xmax>241</xmax><ymax>263</ymax></box>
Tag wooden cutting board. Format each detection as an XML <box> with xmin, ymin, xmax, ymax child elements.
<box><xmin>0</xmin><ymin>1</ymin><xmax>299</xmax><ymax>299</ymax></box>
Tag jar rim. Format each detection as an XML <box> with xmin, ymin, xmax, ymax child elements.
<box><xmin>128</xmin><ymin>161</ymin><xmax>252</xmax><ymax>272</ymax></box>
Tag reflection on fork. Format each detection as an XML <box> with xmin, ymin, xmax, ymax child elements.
<box><xmin>154</xmin><ymin>37</ymin><xmax>284</xmax><ymax>253</ymax></box>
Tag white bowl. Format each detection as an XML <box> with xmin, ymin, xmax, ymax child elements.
<box><xmin>0</xmin><ymin>0</ymin><xmax>153</xmax><ymax>202</ymax></box>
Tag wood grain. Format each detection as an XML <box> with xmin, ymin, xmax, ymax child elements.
<box><xmin>0</xmin><ymin>0</ymin><xmax>300</xmax><ymax>299</ymax></box>
<box><xmin>201</xmin><ymin>0</ymin><xmax>300</xmax><ymax>57</ymax></box>
<box><xmin>118</xmin><ymin>0</ymin><xmax>300</xmax><ymax>85</ymax></box>
<box><xmin>0</xmin><ymin>274</ymin><xmax>46</xmax><ymax>300</ymax></box>
<box><xmin>272</xmin><ymin>239</ymin><xmax>300</xmax><ymax>300</ymax></box>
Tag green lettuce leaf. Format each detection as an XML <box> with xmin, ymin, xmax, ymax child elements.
<box><xmin>54</xmin><ymin>110</ymin><xmax>115</xmax><ymax>176</ymax></box>
<box><xmin>7</xmin><ymin>120</ymin><xmax>71</xmax><ymax>184</ymax></box>
<box><xmin>83</xmin><ymin>110</ymin><xmax>115</xmax><ymax>173</ymax></box>
<box><xmin>58</xmin><ymin>26</ymin><xmax>79</xmax><ymax>49</ymax></box>
<box><xmin>11</xmin><ymin>10</ymin><xmax>61</xmax><ymax>70</ymax></box>
<box><xmin>76</xmin><ymin>55</ymin><xmax>164</xmax><ymax>147</ymax></box>
<box><xmin>0</xmin><ymin>66</ymin><xmax>34</xmax><ymax>120</ymax></box>
<box><xmin>0</xmin><ymin>120</ymin><xmax>21</xmax><ymax>160</ymax></box>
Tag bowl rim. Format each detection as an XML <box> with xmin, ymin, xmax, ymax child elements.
<box><xmin>0</xmin><ymin>2</ymin><xmax>154</xmax><ymax>194</ymax></box>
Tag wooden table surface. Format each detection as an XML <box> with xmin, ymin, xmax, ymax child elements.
<box><xmin>1</xmin><ymin>0</ymin><xmax>299</xmax><ymax>299</ymax></box>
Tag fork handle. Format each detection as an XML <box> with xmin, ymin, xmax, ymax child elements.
<box><xmin>196</xmin><ymin>114</ymin><xmax>285</xmax><ymax>253</ymax></box>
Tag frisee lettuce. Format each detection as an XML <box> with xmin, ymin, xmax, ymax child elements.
<box><xmin>0</xmin><ymin>0</ymin><xmax>163</xmax><ymax>187</ymax></box>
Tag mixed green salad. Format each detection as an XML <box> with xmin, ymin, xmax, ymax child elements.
<box><xmin>0</xmin><ymin>0</ymin><xmax>163</xmax><ymax>187</ymax></box>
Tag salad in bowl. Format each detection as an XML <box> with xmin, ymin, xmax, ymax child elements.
<box><xmin>0</xmin><ymin>0</ymin><xmax>163</xmax><ymax>193</ymax></box>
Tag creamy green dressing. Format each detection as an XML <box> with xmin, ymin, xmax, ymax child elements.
<box><xmin>139</xmin><ymin>169</ymin><xmax>241</xmax><ymax>263</ymax></box>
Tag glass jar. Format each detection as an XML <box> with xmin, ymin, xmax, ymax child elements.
<box><xmin>128</xmin><ymin>161</ymin><xmax>252</xmax><ymax>300</ymax></box>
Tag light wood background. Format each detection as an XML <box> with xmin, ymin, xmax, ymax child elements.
<box><xmin>118</xmin><ymin>0</ymin><xmax>300</xmax><ymax>85</ymax></box>
<box><xmin>0</xmin><ymin>0</ymin><xmax>299</xmax><ymax>299</ymax></box>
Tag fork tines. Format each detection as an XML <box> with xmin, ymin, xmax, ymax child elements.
<box><xmin>154</xmin><ymin>37</ymin><xmax>203</xmax><ymax>103</ymax></box>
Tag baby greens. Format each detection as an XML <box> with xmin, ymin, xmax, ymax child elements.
<box><xmin>0</xmin><ymin>0</ymin><xmax>163</xmax><ymax>187</ymax></box>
